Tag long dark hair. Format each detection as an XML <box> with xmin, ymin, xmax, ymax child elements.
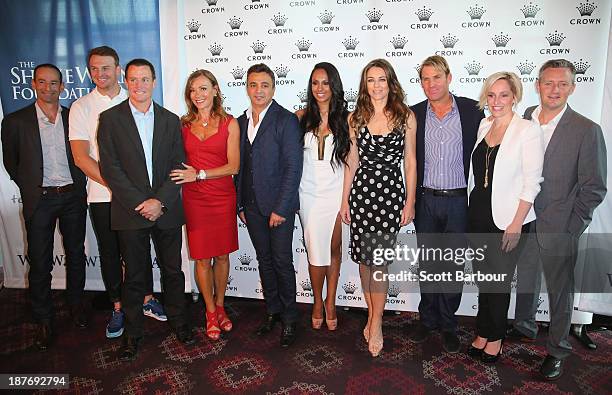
<box><xmin>300</xmin><ymin>62</ymin><xmax>350</xmax><ymax>166</ymax></box>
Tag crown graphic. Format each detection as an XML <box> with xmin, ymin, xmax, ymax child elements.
<box><xmin>464</xmin><ymin>60</ymin><xmax>483</xmax><ymax>76</ymax></box>
<box><xmin>295</xmin><ymin>38</ymin><xmax>312</xmax><ymax>52</ymax></box>
<box><xmin>231</xmin><ymin>67</ymin><xmax>245</xmax><ymax>80</ymax></box>
<box><xmin>297</xmin><ymin>90</ymin><xmax>308</xmax><ymax>103</ymax></box>
<box><xmin>342</xmin><ymin>36</ymin><xmax>359</xmax><ymax>50</ymax></box>
<box><xmin>546</xmin><ymin>30</ymin><xmax>566</xmax><ymax>46</ymax></box>
<box><xmin>319</xmin><ymin>10</ymin><xmax>334</xmax><ymax>24</ymax></box>
<box><xmin>238</xmin><ymin>253</ymin><xmax>252</xmax><ymax>265</ymax></box>
<box><xmin>205</xmin><ymin>0</ymin><xmax>218</xmax><ymax>5</ymax></box>
<box><xmin>228</xmin><ymin>16</ymin><xmax>243</xmax><ymax>30</ymax></box>
<box><xmin>208</xmin><ymin>43</ymin><xmax>223</xmax><ymax>56</ymax></box>
<box><xmin>275</xmin><ymin>64</ymin><xmax>290</xmax><ymax>78</ymax></box>
<box><xmin>415</xmin><ymin>6</ymin><xmax>434</xmax><ymax>21</ymax></box>
<box><xmin>388</xmin><ymin>285</ymin><xmax>401</xmax><ymax>298</ymax></box>
<box><xmin>577</xmin><ymin>0</ymin><xmax>597</xmax><ymax>16</ymax></box>
<box><xmin>227</xmin><ymin>275</ymin><xmax>234</xmax><ymax>285</ymax></box>
<box><xmin>342</xmin><ymin>282</ymin><xmax>357</xmax><ymax>294</ymax></box>
<box><xmin>271</xmin><ymin>12</ymin><xmax>288</xmax><ymax>27</ymax></box>
<box><xmin>537</xmin><ymin>296</ymin><xmax>545</xmax><ymax>308</ymax></box>
<box><xmin>440</xmin><ymin>33</ymin><xmax>459</xmax><ymax>48</ymax></box>
<box><xmin>344</xmin><ymin>88</ymin><xmax>358</xmax><ymax>102</ymax></box>
<box><xmin>390</xmin><ymin>35</ymin><xmax>408</xmax><ymax>49</ymax></box>
<box><xmin>492</xmin><ymin>32</ymin><xmax>511</xmax><ymax>47</ymax></box>
<box><xmin>521</xmin><ymin>2</ymin><xmax>541</xmax><ymax>18</ymax></box>
<box><xmin>415</xmin><ymin>64</ymin><xmax>422</xmax><ymax>75</ymax></box>
<box><xmin>467</xmin><ymin>4</ymin><xmax>486</xmax><ymax>20</ymax></box>
<box><xmin>573</xmin><ymin>58</ymin><xmax>591</xmax><ymax>74</ymax></box>
<box><xmin>186</xmin><ymin>19</ymin><xmax>201</xmax><ymax>33</ymax></box>
<box><xmin>517</xmin><ymin>60</ymin><xmax>536</xmax><ymax>75</ymax></box>
<box><xmin>251</xmin><ymin>40</ymin><xmax>267</xmax><ymax>54</ymax></box>
<box><xmin>366</xmin><ymin>8</ymin><xmax>383</xmax><ymax>23</ymax></box>
<box><xmin>300</xmin><ymin>279</ymin><xmax>312</xmax><ymax>291</ymax></box>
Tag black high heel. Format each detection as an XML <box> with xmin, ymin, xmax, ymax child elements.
<box><xmin>467</xmin><ymin>344</ymin><xmax>485</xmax><ymax>357</ymax></box>
<box><xmin>481</xmin><ymin>340</ymin><xmax>503</xmax><ymax>363</ymax></box>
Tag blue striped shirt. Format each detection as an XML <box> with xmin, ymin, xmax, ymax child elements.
<box><xmin>423</xmin><ymin>97</ymin><xmax>466</xmax><ymax>189</ymax></box>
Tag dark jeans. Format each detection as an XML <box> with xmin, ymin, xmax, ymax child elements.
<box><xmin>89</xmin><ymin>202</ymin><xmax>153</xmax><ymax>303</ymax></box>
<box><xmin>414</xmin><ymin>191</ymin><xmax>467</xmax><ymax>333</ymax></box>
<box><xmin>244</xmin><ymin>204</ymin><xmax>298</xmax><ymax>324</ymax></box>
<box><xmin>117</xmin><ymin>225</ymin><xmax>187</xmax><ymax>338</ymax></box>
<box><xmin>24</xmin><ymin>190</ymin><xmax>87</xmax><ymax>323</ymax></box>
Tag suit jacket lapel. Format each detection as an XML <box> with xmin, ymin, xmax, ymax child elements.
<box><xmin>120</xmin><ymin>101</ymin><xmax>148</xmax><ymax>166</ymax></box>
<box><xmin>26</xmin><ymin>104</ymin><xmax>44</xmax><ymax>168</ymax></box>
<box><xmin>543</xmin><ymin>105</ymin><xmax>574</xmax><ymax>165</ymax></box>
<box><xmin>152</xmin><ymin>102</ymin><xmax>164</xmax><ymax>185</ymax></box>
<box><xmin>251</xmin><ymin>100</ymin><xmax>277</xmax><ymax>146</ymax></box>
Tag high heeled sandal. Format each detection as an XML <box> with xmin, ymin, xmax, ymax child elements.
<box><xmin>368</xmin><ymin>329</ymin><xmax>384</xmax><ymax>357</ymax></box>
<box><xmin>324</xmin><ymin>304</ymin><xmax>337</xmax><ymax>331</ymax></box>
<box><xmin>205</xmin><ymin>310</ymin><xmax>221</xmax><ymax>340</ymax></box>
<box><xmin>312</xmin><ymin>316</ymin><xmax>323</xmax><ymax>330</ymax></box>
<box><xmin>481</xmin><ymin>340</ymin><xmax>503</xmax><ymax>363</ymax></box>
<box><xmin>216</xmin><ymin>306</ymin><xmax>233</xmax><ymax>332</ymax></box>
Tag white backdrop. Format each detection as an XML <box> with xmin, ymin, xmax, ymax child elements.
<box><xmin>1</xmin><ymin>0</ymin><xmax>611</xmax><ymax>319</ymax></box>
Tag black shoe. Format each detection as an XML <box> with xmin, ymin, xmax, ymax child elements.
<box><xmin>176</xmin><ymin>325</ymin><xmax>196</xmax><ymax>346</ymax></box>
<box><xmin>280</xmin><ymin>323</ymin><xmax>297</xmax><ymax>348</ymax></box>
<box><xmin>540</xmin><ymin>355</ymin><xmax>564</xmax><ymax>381</ymax></box>
<box><xmin>408</xmin><ymin>323</ymin><xmax>431</xmax><ymax>344</ymax></box>
<box><xmin>466</xmin><ymin>344</ymin><xmax>485</xmax><ymax>358</ymax></box>
<box><xmin>119</xmin><ymin>336</ymin><xmax>141</xmax><ymax>362</ymax></box>
<box><xmin>506</xmin><ymin>327</ymin><xmax>536</xmax><ymax>342</ymax></box>
<box><xmin>34</xmin><ymin>322</ymin><xmax>52</xmax><ymax>351</ymax></box>
<box><xmin>255</xmin><ymin>313</ymin><xmax>281</xmax><ymax>336</ymax></box>
<box><xmin>441</xmin><ymin>331</ymin><xmax>461</xmax><ymax>353</ymax></box>
<box><xmin>571</xmin><ymin>325</ymin><xmax>597</xmax><ymax>350</ymax></box>
<box><xmin>70</xmin><ymin>303</ymin><xmax>89</xmax><ymax>328</ymax></box>
<box><xmin>481</xmin><ymin>341</ymin><xmax>503</xmax><ymax>363</ymax></box>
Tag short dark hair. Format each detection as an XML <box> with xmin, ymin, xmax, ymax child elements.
<box><xmin>538</xmin><ymin>59</ymin><xmax>576</xmax><ymax>83</ymax></box>
<box><xmin>247</xmin><ymin>63</ymin><xmax>275</xmax><ymax>85</ymax></box>
<box><xmin>34</xmin><ymin>63</ymin><xmax>63</xmax><ymax>83</ymax></box>
<box><xmin>87</xmin><ymin>46</ymin><xmax>120</xmax><ymax>67</ymax></box>
<box><xmin>125</xmin><ymin>58</ymin><xmax>156</xmax><ymax>80</ymax></box>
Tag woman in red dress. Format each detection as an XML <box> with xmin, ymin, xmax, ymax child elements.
<box><xmin>170</xmin><ymin>69</ymin><xmax>239</xmax><ymax>340</ymax></box>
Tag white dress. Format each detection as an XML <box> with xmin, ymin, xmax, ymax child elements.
<box><xmin>298</xmin><ymin>131</ymin><xmax>344</xmax><ymax>266</ymax></box>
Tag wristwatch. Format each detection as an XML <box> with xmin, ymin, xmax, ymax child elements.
<box><xmin>196</xmin><ymin>169</ymin><xmax>207</xmax><ymax>181</ymax></box>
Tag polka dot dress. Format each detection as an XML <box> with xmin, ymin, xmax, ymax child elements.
<box><xmin>350</xmin><ymin>127</ymin><xmax>405</xmax><ymax>265</ymax></box>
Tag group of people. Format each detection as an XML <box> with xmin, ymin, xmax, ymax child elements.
<box><xmin>1</xmin><ymin>44</ymin><xmax>606</xmax><ymax>382</ymax></box>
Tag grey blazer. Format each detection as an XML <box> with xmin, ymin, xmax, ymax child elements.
<box><xmin>524</xmin><ymin>105</ymin><xmax>607</xmax><ymax>249</ymax></box>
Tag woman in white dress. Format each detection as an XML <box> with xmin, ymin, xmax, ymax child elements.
<box><xmin>296</xmin><ymin>62</ymin><xmax>350</xmax><ymax>331</ymax></box>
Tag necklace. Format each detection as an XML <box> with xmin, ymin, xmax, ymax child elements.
<box><xmin>484</xmin><ymin>144</ymin><xmax>497</xmax><ymax>188</ymax></box>
<box><xmin>200</xmin><ymin>114</ymin><xmax>210</xmax><ymax>128</ymax></box>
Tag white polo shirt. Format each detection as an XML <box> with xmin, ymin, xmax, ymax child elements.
<box><xmin>69</xmin><ymin>87</ymin><xmax>128</xmax><ymax>202</ymax></box>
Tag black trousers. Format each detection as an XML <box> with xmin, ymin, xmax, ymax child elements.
<box><xmin>24</xmin><ymin>190</ymin><xmax>87</xmax><ymax>323</ymax></box>
<box><xmin>244</xmin><ymin>204</ymin><xmax>298</xmax><ymax>324</ymax></box>
<box><xmin>89</xmin><ymin>202</ymin><xmax>153</xmax><ymax>303</ymax></box>
<box><xmin>117</xmin><ymin>225</ymin><xmax>187</xmax><ymax>338</ymax></box>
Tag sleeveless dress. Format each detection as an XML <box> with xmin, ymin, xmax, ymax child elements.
<box><xmin>182</xmin><ymin>116</ymin><xmax>238</xmax><ymax>259</ymax></box>
<box><xmin>349</xmin><ymin>127</ymin><xmax>405</xmax><ymax>265</ymax></box>
<box><xmin>298</xmin><ymin>131</ymin><xmax>344</xmax><ymax>266</ymax></box>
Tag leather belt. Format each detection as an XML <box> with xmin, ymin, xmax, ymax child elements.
<box><xmin>422</xmin><ymin>187</ymin><xmax>467</xmax><ymax>197</ymax></box>
<box><xmin>41</xmin><ymin>184</ymin><xmax>74</xmax><ymax>195</ymax></box>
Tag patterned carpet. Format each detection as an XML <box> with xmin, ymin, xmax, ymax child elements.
<box><xmin>0</xmin><ymin>288</ymin><xmax>610</xmax><ymax>395</ymax></box>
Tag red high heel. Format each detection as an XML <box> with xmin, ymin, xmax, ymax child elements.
<box><xmin>216</xmin><ymin>306</ymin><xmax>233</xmax><ymax>332</ymax></box>
<box><xmin>205</xmin><ymin>310</ymin><xmax>221</xmax><ymax>340</ymax></box>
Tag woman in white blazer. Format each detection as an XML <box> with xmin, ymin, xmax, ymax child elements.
<box><xmin>466</xmin><ymin>72</ymin><xmax>544</xmax><ymax>363</ymax></box>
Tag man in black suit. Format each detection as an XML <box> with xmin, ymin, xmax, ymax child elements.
<box><xmin>408</xmin><ymin>56</ymin><xmax>484</xmax><ymax>353</ymax></box>
<box><xmin>235</xmin><ymin>63</ymin><xmax>303</xmax><ymax>347</ymax></box>
<box><xmin>97</xmin><ymin>58</ymin><xmax>194</xmax><ymax>361</ymax></box>
<box><xmin>1</xmin><ymin>64</ymin><xmax>88</xmax><ymax>350</ymax></box>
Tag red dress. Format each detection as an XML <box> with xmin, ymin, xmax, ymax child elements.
<box><xmin>182</xmin><ymin>116</ymin><xmax>238</xmax><ymax>259</ymax></box>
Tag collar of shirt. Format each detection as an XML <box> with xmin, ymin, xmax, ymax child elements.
<box><xmin>530</xmin><ymin>104</ymin><xmax>567</xmax><ymax>128</ymax></box>
<box><xmin>246</xmin><ymin>100</ymin><xmax>273</xmax><ymax>125</ymax></box>
<box><xmin>128</xmin><ymin>99</ymin><xmax>154</xmax><ymax>117</ymax></box>
<box><xmin>93</xmin><ymin>86</ymin><xmax>128</xmax><ymax>103</ymax></box>
<box><xmin>35</xmin><ymin>102</ymin><xmax>62</xmax><ymax>124</ymax></box>
<box><xmin>426</xmin><ymin>94</ymin><xmax>457</xmax><ymax>119</ymax></box>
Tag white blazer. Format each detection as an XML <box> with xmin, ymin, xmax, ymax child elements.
<box><xmin>468</xmin><ymin>113</ymin><xmax>545</xmax><ymax>230</ymax></box>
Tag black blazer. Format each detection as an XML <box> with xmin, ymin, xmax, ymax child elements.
<box><xmin>1</xmin><ymin>103</ymin><xmax>86</xmax><ymax>220</ymax></box>
<box><xmin>97</xmin><ymin>99</ymin><xmax>185</xmax><ymax>230</ymax></box>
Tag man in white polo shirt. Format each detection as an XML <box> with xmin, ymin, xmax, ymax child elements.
<box><xmin>69</xmin><ymin>46</ymin><xmax>166</xmax><ymax>339</ymax></box>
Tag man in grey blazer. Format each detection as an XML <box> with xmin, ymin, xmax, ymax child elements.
<box><xmin>512</xmin><ymin>59</ymin><xmax>606</xmax><ymax>380</ymax></box>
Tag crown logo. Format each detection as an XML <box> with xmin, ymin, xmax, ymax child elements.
<box><xmin>577</xmin><ymin>0</ymin><xmax>597</xmax><ymax>16</ymax></box>
<box><xmin>227</xmin><ymin>275</ymin><xmax>234</xmax><ymax>285</ymax></box>
<box><xmin>342</xmin><ymin>36</ymin><xmax>359</xmax><ymax>50</ymax></box>
<box><xmin>388</xmin><ymin>285</ymin><xmax>401</xmax><ymax>298</ymax></box>
<box><xmin>295</xmin><ymin>38</ymin><xmax>312</xmax><ymax>52</ymax></box>
<box><xmin>228</xmin><ymin>16</ymin><xmax>243</xmax><ymax>30</ymax></box>
<box><xmin>251</xmin><ymin>40</ymin><xmax>267</xmax><ymax>54</ymax></box>
<box><xmin>275</xmin><ymin>64</ymin><xmax>290</xmax><ymax>78</ymax></box>
<box><xmin>415</xmin><ymin>64</ymin><xmax>422</xmax><ymax>75</ymax></box>
<box><xmin>440</xmin><ymin>33</ymin><xmax>459</xmax><ymax>48</ymax></box>
<box><xmin>537</xmin><ymin>296</ymin><xmax>545</xmax><ymax>308</ymax></box>
<box><xmin>521</xmin><ymin>2</ymin><xmax>541</xmax><ymax>18</ymax></box>
<box><xmin>344</xmin><ymin>89</ymin><xmax>358</xmax><ymax>102</ymax></box>
<box><xmin>208</xmin><ymin>43</ymin><xmax>223</xmax><ymax>56</ymax></box>
<box><xmin>366</xmin><ymin>8</ymin><xmax>383</xmax><ymax>23</ymax></box>
<box><xmin>342</xmin><ymin>282</ymin><xmax>357</xmax><ymax>294</ymax></box>
<box><xmin>517</xmin><ymin>60</ymin><xmax>535</xmax><ymax>75</ymax></box>
<box><xmin>390</xmin><ymin>35</ymin><xmax>408</xmax><ymax>49</ymax></box>
<box><xmin>319</xmin><ymin>10</ymin><xmax>334</xmax><ymax>24</ymax></box>
<box><xmin>464</xmin><ymin>60</ymin><xmax>483</xmax><ymax>76</ymax></box>
<box><xmin>546</xmin><ymin>30</ymin><xmax>566</xmax><ymax>46</ymax></box>
<box><xmin>572</xmin><ymin>58</ymin><xmax>591</xmax><ymax>74</ymax></box>
<box><xmin>492</xmin><ymin>32</ymin><xmax>511</xmax><ymax>47</ymax></box>
<box><xmin>205</xmin><ymin>0</ymin><xmax>218</xmax><ymax>5</ymax></box>
<box><xmin>300</xmin><ymin>279</ymin><xmax>312</xmax><ymax>291</ymax></box>
<box><xmin>415</xmin><ymin>6</ymin><xmax>434</xmax><ymax>21</ymax></box>
<box><xmin>231</xmin><ymin>67</ymin><xmax>245</xmax><ymax>80</ymax></box>
<box><xmin>297</xmin><ymin>90</ymin><xmax>308</xmax><ymax>103</ymax></box>
<box><xmin>186</xmin><ymin>19</ymin><xmax>201</xmax><ymax>33</ymax></box>
<box><xmin>238</xmin><ymin>253</ymin><xmax>252</xmax><ymax>265</ymax></box>
<box><xmin>271</xmin><ymin>12</ymin><xmax>288</xmax><ymax>27</ymax></box>
<box><xmin>467</xmin><ymin>4</ymin><xmax>486</xmax><ymax>20</ymax></box>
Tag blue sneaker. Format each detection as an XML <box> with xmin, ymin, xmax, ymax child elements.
<box><xmin>106</xmin><ymin>309</ymin><xmax>125</xmax><ymax>339</ymax></box>
<box><xmin>143</xmin><ymin>298</ymin><xmax>167</xmax><ymax>321</ymax></box>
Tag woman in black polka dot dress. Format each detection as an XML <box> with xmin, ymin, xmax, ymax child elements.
<box><xmin>340</xmin><ymin>59</ymin><xmax>416</xmax><ymax>357</ymax></box>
